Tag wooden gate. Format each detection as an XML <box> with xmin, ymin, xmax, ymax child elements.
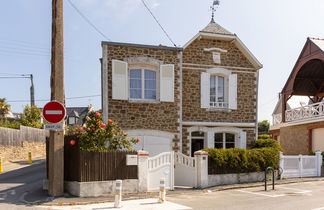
<box><xmin>174</xmin><ymin>152</ymin><xmax>197</xmax><ymax>187</ymax></box>
<box><xmin>147</xmin><ymin>151</ymin><xmax>174</xmax><ymax>191</ymax></box>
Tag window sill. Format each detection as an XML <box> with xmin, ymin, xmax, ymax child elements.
<box><xmin>206</xmin><ymin>107</ymin><xmax>232</xmax><ymax>112</ymax></box>
<box><xmin>128</xmin><ymin>99</ymin><xmax>160</xmax><ymax>104</ymax></box>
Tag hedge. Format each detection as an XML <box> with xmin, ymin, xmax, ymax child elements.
<box><xmin>204</xmin><ymin>139</ymin><xmax>281</xmax><ymax>174</ymax></box>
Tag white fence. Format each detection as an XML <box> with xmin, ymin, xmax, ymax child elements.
<box><xmin>285</xmin><ymin>101</ymin><xmax>324</xmax><ymax>122</ymax></box>
<box><xmin>280</xmin><ymin>152</ymin><xmax>322</xmax><ymax>178</ymax></box>
<box><xmin>174</xmin><ymin>152</ymin><xmax>197</xmax><ymax>187</ymax></box>
<box><xmin>147</xmin><ymin>151</ymin><xmax>174</xmax><ymax>191</ymax></box>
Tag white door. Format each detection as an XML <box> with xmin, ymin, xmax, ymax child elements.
<box><xmin>131</xmin><ymin>135</ymin><xmax>171</xmax><ymax>156</ymax></box>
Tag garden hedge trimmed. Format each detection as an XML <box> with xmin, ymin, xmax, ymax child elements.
<box><xmin>204</xmin><ymin>139</ymin><xmax>282</xmax><ymax>174</ymax></box>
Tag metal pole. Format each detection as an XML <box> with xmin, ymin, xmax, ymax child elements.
<box><xmin>48</xmin><ymin>0</ymin><xmax>65</xmax><ymax>197</ymax></box>
<box><xmin>264</xmin><ymin>169</ymin><xmax>267</xmax><ymax>191</ymax></box>
<box><xmin>272</xmin><ymin>168</ymin><xmax>275</xmax><ymax>190</ymax></box>
<box><xmin>114</xmin><ymin>180</ymin><xmax>122</xmax><ymax>208</ymax></box>
<box><xmin>30</xmin><ymin>74</ymin><xmax>35</xmax><ymax>106</ymax></box>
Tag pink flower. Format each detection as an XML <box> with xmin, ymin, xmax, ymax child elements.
<box><xmin>100</xmin><ymin>123</ymin><xmax>106</xmax><ymax>128</ymax></box>
<box><xmin>136</xmin><ymin>138</ymin><xmax>140</xmax><ymax>143</ymax></box>
<box><xmin>95</xmin><ymin>112</ymin><xmax>101</xmax><ymax>117</ymax></box>
<box><xmin>108</xmin><ymin>119</ymin><xmax>113</xmax><ymax>124</ymax></box>
<box><xmin>70</xmin><ymin>140</ymin><xmax>76</xmax><ymax>145</ymax></box>
<box><xmin>79</xmin><ymin>127</ymin><xmax>84</xmax><ymax>132</ymax></box>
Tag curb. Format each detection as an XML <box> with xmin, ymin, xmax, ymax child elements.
<box><xmin>37</xmin><ymin>177</ymin><xmax>324</xmax><ymax>207</ymax></box>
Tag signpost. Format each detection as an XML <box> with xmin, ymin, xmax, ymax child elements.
<box><xmin>43</xmin><ymin>101</ymin><xmax>66</xmax><ymax>127</ymax></box>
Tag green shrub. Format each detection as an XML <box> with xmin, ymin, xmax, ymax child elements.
<box><xmin>0</xmin><ymin>119</ymin><xmax>20</xmax><ymax>129</ymax></box>
<box><xmin>204</xmin><ymin>147</ymin><xmax>280</xmax><ymax>174</ymax></box>
<box><xmin>258</xmin><ymin>134</ymin><xmax>271</xmax><ymax>139</ymax></box>
<box><xmin>253</xmin><ymin>138</ymin><xmax>283</xmax><ymax>152</ymax></box>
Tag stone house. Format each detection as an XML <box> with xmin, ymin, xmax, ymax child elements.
<box><xmin>101</xmin><ymin>20</ymin><xmax>262</xmax><ymax>156</ymax></box>
<box><xmin>270</xmin><ymin>37</ymin><xmax>324</xmax><ymax>155</ymax></box>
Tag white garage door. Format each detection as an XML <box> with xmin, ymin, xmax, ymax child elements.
<box><xmin>312</xmin><ymin>128</ymin><xmax>324</xmax><ymax>151</ymax></box>
<box><xmin>131</xmin><ymin>135</ymin><xmax>171</xmax><ymax>156</ymax></box>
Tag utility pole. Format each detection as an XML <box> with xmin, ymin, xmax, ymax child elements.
<box><xmin>48</xmin><ymin>0</ymin><xmax>65</xmax><ymax>196</ymax></box>
<box><xmin>30</xmin><ymin>74</ymin><xmax>35</xmax><ymax>106</ymax></box>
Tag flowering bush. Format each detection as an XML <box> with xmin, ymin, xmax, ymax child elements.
<box><xmin>72</xmin><ymin>111</ymin><xmax>139</xmax><ymax>151</ymax></box>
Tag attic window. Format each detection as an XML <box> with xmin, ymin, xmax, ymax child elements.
<box><xmin>204</xmin><ymin>48</ymin><xmax>227</xmax><ymax>64</ymax></box>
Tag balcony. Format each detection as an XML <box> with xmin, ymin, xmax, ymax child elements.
<box><xmin>272</xmin><ymin>101</ymin><xmax>324</xmax><ymax>126</ymax></box>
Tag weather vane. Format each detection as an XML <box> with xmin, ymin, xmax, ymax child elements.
<box><xmin>210</xmin><ymin>0</ymin><xmax>220</xmax><ymax>22</ymax></box>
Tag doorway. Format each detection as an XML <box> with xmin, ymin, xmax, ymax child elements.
<box><xmin>191</xmin><ymin>131</ymin><xmax>205</xmax><ymax>156</ymax></box>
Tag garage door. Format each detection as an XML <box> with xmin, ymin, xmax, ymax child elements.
<box><xmin>312</xmin><ymin>128</ymin><xmax>324</xmax><ymax>151</ymax></box>
<box><xmin>131</xmin><ymin>135</ymin><xmax>171</xmax><ymax>156</ymax></box>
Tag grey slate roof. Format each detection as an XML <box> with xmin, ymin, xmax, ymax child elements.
<box><xmin>200</xmin><ymin>21</ymin><xmax>233</xmax><ymax>35</ymax></box>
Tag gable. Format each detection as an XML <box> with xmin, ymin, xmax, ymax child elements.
<box><xmin>183</xmin><ymin>37</ymin><xmax>256</xmax><ymax>69</ymax></box>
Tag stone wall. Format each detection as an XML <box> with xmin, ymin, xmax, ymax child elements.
<box><xmin>279</xmin><ymin>121</ymin><xmax>324</xmax><ymax>155</ymax></box>
<box><xmin>104</xmin><ymin>44</ymin><xmax>181</xmax><ymax>134</ymax></box>
<box><xmin>183</xmin><ymin>39</ymin><xmax>254</xmax><ymax>68</ymax></box>
<box><xmin>182</xmin><ymin>69</ymin><xmax>257</xmax><ymax>123</ymax></box>
<box><xmin>0</xmin><ymin>141</ymin><xmax>45</xmax><ymax>162</ymax></box>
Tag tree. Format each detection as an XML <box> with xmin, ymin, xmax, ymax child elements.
<box><xmin>258</xmin><ymin>120</ymin><xmax>270</xmax><ymax>134</ymax></box>
<box><xmin>20</xmin><ymin>105</ymin><xmax>43</xmax><ymax>129</ymax></box>
<box><xmin>0</xmin><ymin>98</ymin><xmax>10</xmax><ymax>119</ymax></box>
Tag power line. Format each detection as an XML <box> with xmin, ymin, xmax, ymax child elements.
<box><xmin>7</xmin><ymin>94</ymin><xmax>101</xmax><ymax>103</ymax></box>
<box><xmin>141</xmin><ymin>0</ymin><xmax>177</xmax><ymax>47</ymax></box>
<box><xmin>67</xmin><ymin>0</ymin><xmax>111</xmax><ymax>41</ymax></box>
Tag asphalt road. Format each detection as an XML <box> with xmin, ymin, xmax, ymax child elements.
<box><xmin>0</xmin><ymin>161</ymin><xmax>51</xmax><ymax>210</ymax></box>
<box><xmin>168</xmin><ymin>181</ymin><xmax>324</xmax><ymax>210</ymax></box>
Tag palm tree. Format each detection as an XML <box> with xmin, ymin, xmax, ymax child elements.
<box><xmin>0</xmin><ymin>98</ymin><xmax>10</xmax><ymax>119</ymax></box>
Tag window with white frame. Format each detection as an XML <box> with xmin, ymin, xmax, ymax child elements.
<box><xmin>214</xmin><ymin>132</ymin><xmax>235</xmax><ymax>149</ymax></box>
<box><xmin>68</xmin><ymin>117</ymin><xmax>76</xmax><ymax>125</ymax></box>
<box><xmin>129</xmin><ymin>69</ymin><xmax>157</xmax><ymax>100</ymax></box>
<box><xmin>210</xmin><ymin>75</ymin><xmax>227</xmax><ymax>108</ymax></box>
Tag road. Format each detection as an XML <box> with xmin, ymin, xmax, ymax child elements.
<box><xmin>0</xmin><ymin>161</ymin><xmax>50</xmax><ymax>210</ymax></box>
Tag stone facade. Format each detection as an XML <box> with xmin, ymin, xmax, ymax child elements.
<box><xmin>101</xmin><ymin>21</ymin><xmax>261</xmax><ymax>155</ymax></box>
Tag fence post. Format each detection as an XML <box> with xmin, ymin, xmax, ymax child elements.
<box><xmin>316</xmin><ymin>151</ymin><xmax>322</xmax><ymax>177</ymax></box>
<box><xmin>299</xmin><ymin>154</ymin><xmax>303</xmax><ymax>178</ymax></box>
<box><xmin>137</xmin><ymin>150</ymin><xmax>149</xmax><ymax>192</ymax></box>
<box><xmin>279</xmin><ymin>152</ymin><xmax>284</xmax><ymax>179</ymax></box>
<box><xmin>194</xmin><ymin>150</ymin><xmax>208</xmax><ymax>188</ymax></box>
<box><xmin>158</xmin><ymin>178</ymin><xmax>166</xmax><ymax>203</ymax></box>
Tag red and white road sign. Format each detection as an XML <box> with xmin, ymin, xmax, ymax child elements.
<box><xmin>42</xmin><ymin>101</ymin><xmax>66</xmax><ymax>123</ymax></box>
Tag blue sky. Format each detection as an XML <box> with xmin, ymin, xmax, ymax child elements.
<box><xmin>0</xmin><ymin>0</ymin><xmax>323</xmax><ymax>123</ymax></box>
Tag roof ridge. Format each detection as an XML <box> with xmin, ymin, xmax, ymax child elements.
<box><xmin>200</xmin><ymin>21</ymin><xmax>233</xmax><ymax>36</ymax></box>
<box><xmin>309</xmin><ymin>37</ymin><xmax>324</xmax><ymax>41</ymax></box>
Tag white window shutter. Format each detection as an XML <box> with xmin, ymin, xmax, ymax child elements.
<box><xmin>228</xmin><ymin>74</ymin><xmax>237</xmax><ymax>110</ymax></box>
<box><xmin>239</xmin><ymin>132</ymin><xmax>247</xmax><ymax>149</ymax></box>
<box><xmin>201</xmin><ymin>72</ymin><xmax>210</xmax><ymax>108</ymax></box>
<box><xmin>160</xmin><ymin>64</ymin><xmax>174</xmax><ymax>102</ymax></box>
<box><xmin>112</xmin><ymin>59</ymin><xmax>128</xmax><ymax>100</ymax></box>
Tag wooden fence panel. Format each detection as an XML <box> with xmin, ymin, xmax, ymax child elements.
<box><xmin>0</xmin><ymin>126</ymin><xmax>48</xmax><ymax>146</ymax></box>
<box><xmin>63</xmin><ymin>136</ymin><xmax>138</xmax><ymax>182</ymax></box>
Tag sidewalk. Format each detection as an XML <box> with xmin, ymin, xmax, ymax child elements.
<box><xmin>37</xmin><ymin>176</ymin><xmax>324</xmax><ymax>207</ymax></box>
<box><xmin>0</xmin><ymin>158</ymin><xmax>45</xmax><ymax>174</ymax></box>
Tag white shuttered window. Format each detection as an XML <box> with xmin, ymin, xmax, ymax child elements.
<box><xmin>160</xmin><ymin>64</ymin><xmax>174</xmax><ymax>102</ymax></box>
<box><xmin>112</xmin><ymin>60</ymin><xmax>128</xmax><ymax>100</ymax></box>
<box><xmin>228</xmin><ymin>74</ymin><xmax>238</xmax><ymax>110</ymax></box>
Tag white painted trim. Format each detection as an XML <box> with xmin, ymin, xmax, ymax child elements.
<box><xmin>183</xmin><ymin>66</ymin><xmax>256</xmax><ymax>74</ymax></box>
<box><xmin>233</xmin><ymin>37</ymin><xmax>263</xmax><ymax>69</ymax></box>
<box><xmin>204</xmin><ymin>48</ymin><xmax>228</xmax><ymax>53</ymax></box>
<box><xmin>270</xmin><ymin>115</ymin><xmax>324</xmax><ymax>131</ymax></box>
<box><xmin>102</xmin><ymin>45</ymin><xmax>109</xmax><ymax>123</ymax></box>
<box><xmin>183</xmin><ymin>62</ymin><xmax>256</xmax><ymax>71</ymax></box>
<box><xmin>206</xmin><ymin>67</ymin><xmax>231</xmax><ymax>77</ymax></box>
<box><xmin>183</xmin><ymin>121</ymin><xmax>255</xmax><ymax>128</ymax></box>
<box><xmin>125</xmin><ymin>129</ymin><xmax>175</xmax><ymax>139</ymax></box>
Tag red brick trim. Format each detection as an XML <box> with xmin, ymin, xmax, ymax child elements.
<box><xmin>138</xmin><ymin>154</ymin><xmax>149</xmax><ymax>156</ymax></box>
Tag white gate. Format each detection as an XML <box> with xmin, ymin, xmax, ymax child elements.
<box><xmin>174</xmin><ymin>152</ymin><xmax>197</xmax><ymax>187</ymax></box>
<box><xmin>280</xmin><ymin>152</ymin><xmax>322</xmax><ymax>178</ymax></box>
<box><xmin>147</xmin><ymin>151</ymin><xmax>174</xmax><ymax>191</ymax></box>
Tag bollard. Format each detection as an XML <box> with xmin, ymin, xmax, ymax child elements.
<box><xmin>114</xmin><ymin>180</ymin><xmax>122</xmax><ymax>208</ymax></box>
<box><xmin>0</xmin><ymin>157</ymin><xmax>3</xmax><ymax>173</ymax></box>
<box><xmin>158</xmin><ymin>178</ymin><xmax>166</xmax><ymax>203</ymax></box>
<box><xmin>28</xmin><ymin>151</ymin><xmax>32</xmax><ymax>164</ymax></box>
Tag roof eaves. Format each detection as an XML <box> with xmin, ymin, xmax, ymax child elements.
<box><xmin>101</xmin><ymin>41</ymin><xmax>183</xmax><ymax>51</ymax></box>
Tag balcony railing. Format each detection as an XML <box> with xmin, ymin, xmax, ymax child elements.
<box><xmin>272</xmin><ymin>101</ymin><xmax>324</xmax><ymax>125</ymax></box>
<box><xmin>210</xmin><ymin>102</ymin><xmax>228</xmax><ymax>109</ymax></box>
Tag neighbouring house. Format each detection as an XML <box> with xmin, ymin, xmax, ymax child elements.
<box><xmin>66</xmin><ymin>105</ymin><xmax>93</xmax><ymax>126</ymax></box>
<box><xmin>101</xmin><ymin>19</ymin><xmax>262</xmax><ymax>156</ymax></box>
<box><xmin>270</xmin><ymin>37</ymin><xmax>324</xmax><ymax>155</ymax></box>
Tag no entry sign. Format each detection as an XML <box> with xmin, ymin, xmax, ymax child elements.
<box><xmin>42</xmin><ymin>101</ymin><xmax>66</xmax><ymax>123</ymax></box>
